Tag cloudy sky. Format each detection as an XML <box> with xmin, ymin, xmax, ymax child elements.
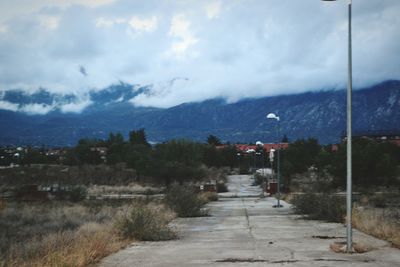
<box><xmin>0</xmin><ymin>0</ymin><xmax>399</xmax><ymax>108</ymax></box>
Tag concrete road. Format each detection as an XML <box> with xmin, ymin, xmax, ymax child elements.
<box><xmin>99</xmin><ymin>175</ymin><xmax>400</xmax><ymax>267</ymax></box>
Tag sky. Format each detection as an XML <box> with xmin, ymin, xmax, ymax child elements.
<box><xmin>0</xmin><ymin>0</ymin><xmax>399</xmax><ymax>110</ymax></box>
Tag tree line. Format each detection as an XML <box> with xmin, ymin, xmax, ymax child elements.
<box><xmin>1</xmin><ymin>129</ymin><xmax>398</xmax><ymax>189</ymax></box>
<box><xmin>279</xmin><ymin>137</ymin><xmax>400</xmax><ymax>190</ymax></box>
<box><xmin>63</xmin><ymin>131</ymin><xmax>237</xmax><ymax>184</ymax></box>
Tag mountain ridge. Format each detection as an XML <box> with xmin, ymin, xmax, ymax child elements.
<box><xmin>0</xmin><ymin>80</ymin><xmax>399</xmax><ymax>146</ymax></box>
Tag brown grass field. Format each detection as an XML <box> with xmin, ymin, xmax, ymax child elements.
<box><xmin>0</xmin><ymin>200</ymin><xmax>176</xmax><ymax>267</ymax></box>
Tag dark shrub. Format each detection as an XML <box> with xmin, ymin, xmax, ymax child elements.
<box><xmin>253</xmin><ymin>173</ymin><xmax>264</xmax><ymax>186</ymax></box>
<box><xmin>115</xmin><ymin>202</ymin><xmax>176</xmax><ymax>241</ymax></box>
<box><xmin>164</xmin><ymin>184</ymin><xmax>205</xmax><ymax>217</ymax></box>
<box><xmin>69</xmin><ymin>186</ymin><xmax>88</xmax><ymax>202</ymax></box>
<box><xmin>216</xmin><ymin>182</ymin><xmax>228</xmax><ymax>193</ymax></box>
<box><xmin>292</xmin><ymin>193</ymin><xmax>346</xmax><ymax>223</ymax></box>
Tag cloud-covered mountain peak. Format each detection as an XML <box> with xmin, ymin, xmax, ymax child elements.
<box><xmin>0</xmin><ymin>82</ymin><xmax>155</xmax><ymax>115</ymax></box>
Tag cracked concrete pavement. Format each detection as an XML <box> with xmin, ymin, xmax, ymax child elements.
<box><xmin>99</xmin><ymin>175</ymin><xmax>400</xmax><ymax>267</ymax></box>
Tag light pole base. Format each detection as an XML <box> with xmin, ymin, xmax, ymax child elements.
<box><xmin>273</xmin><ymin>204</ymin><xmax>283</xmax><ymax>208</ymax></box>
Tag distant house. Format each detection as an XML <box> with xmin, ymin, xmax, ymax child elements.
<box><xmin>235</xmin><ymin>143</ymin><xmax>289</xmax><ymax>154</ymax></box>
<box><xmin>46</xmin><ymin>149</ymin><xmax>62</xmax><ymax>156</ymax></box>
<box><xmin>90</xmin><ymin>147</ymin><xmax>108</xmax><ymax>155</ymax></box>
<box><xmin>331</xmin><ymin>144</ymin><xmax>339</xmax><ymax>152</ymax></box>
<box><xmin>262</xmin><ymin>143</ymin><xmax>289</xmax><ymax>152</ymax></box>
<box><xmin>342</xmin><ymin>130</ymin><xmax>400</xmax><ymax>146</ymax></box>
<box><xmin>235</xmin><ymin>144</ymin><xmax>258</xmax><ymax>153</ymax></box>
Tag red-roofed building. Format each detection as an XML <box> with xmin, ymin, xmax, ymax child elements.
<box><xmin>342</xmin><ymin>130</ymin><xmax>400</xmax><ymax>147</ymax></box>
<box><xmin>262</xmin><ymin>143</ymin><xmax>289</xmax><ymax>152</ymax></box>
<box><xmin>235</xmin><ymin>145</ymin><xmax>258</xmax><ymax>153</ymax></box>
<box><xmin>235</xmin><ymin>143</ymin><xmax>289</xmax><ymax>153</ymax></box>
<box><xmin>331</xmin><ymin>144</ymin><xmax>339</xmax><ymax>152</ymax></box>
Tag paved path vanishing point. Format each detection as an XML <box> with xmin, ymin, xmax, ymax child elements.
<box><xmin>100</xmin><ymin>175</ymin><xmax>400</xmax><ymax>267</ymax></box>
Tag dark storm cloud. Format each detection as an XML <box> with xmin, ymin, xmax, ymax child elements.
<box><xmin>0</xmin><ymin>0</ymin><xmax>399</xmax><ymax>109</ymax></box>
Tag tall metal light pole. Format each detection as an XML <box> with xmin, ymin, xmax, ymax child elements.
<box><xmin>322</xmin><ymin>0</ymin><xmax>353</xmax><ymax>252</ymax></box>
<box><xmin>267</xmin><ymin>113</ymin><xmax>283</xmax><ymax>208</ymax></box>
<box><xmin>256</xmin><ymin>141</ymin><xmax>264</xmax><ymax>176</ymax></box>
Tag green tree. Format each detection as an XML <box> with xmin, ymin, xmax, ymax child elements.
<box><xmin>207</xmin><ymin>135</ymin><xmax>222</xmax><ymax>146</ymax></box>
<box><xmin>151</xmin><ymin>140</ymin><xmax>205</xmax><ymax>185</ymax></box>
<box><xmin>107</xmin><ymin>132</ymin><xmax>125</xmax><ymax>164</ymax></box>
<box><xmin>74</xmin><ymin>138</ymin><xmax>102</xmax><ymax>165</ymax></box>
<box><xmin>281</xmin><ymin>134</ymin><xmax>289</xmax><ymax>143</ymax></box>
<box><xmin>129</xmin><ymin>128</ymin><xmax>150</xmax><ymax>147</ymax></box>
<box><xmin>281</xmin><ymin>138</ymin><xmax>321</xmax><ymax>177</ymax></box>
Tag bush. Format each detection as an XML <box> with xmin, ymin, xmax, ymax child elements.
<box><xmin>69</xmin><ymin>185</ymin><xmax>88</xmax><ymax>202</ymax></box>
<box><xmin>164</xmin><ymin>184</ymin><xmax>205</xmax><ymax>217</ymax></box>
<box><xmin>239</xmin><ymin>165</ymin><xmax>249</xmax><ymax>174</ymax></box>
<box><xmin>216</xmin><ymin>182</ymin><xmax>228</xmax><ymax>193</ymax></box>
<box><xmin>253</xmin><ymin>173</ymin><xmax>264</xmax><ymax>186</ymax></box>
<box><xmin>0</xmin><ymin>202</ymin><xmax>129</xmax><ymax>266</ymax></box>
<box><xmin>199</xmin><ymin>192</ymin><xmax>218</xmax><ymax>203</ymax></box>
<box><xmin>291</xmin><ymin>193</ymin><xmax>346</xmax><ymax>223</ymax></box>
<box><xmin>352</xmin><ymin>206</ymin><xmax>400</xmax><ymax>248</ymax></box>
<box><xmin>115</xmin><ymin>202</ymin><xmax>176</xmax><ymax>241</ymax></box>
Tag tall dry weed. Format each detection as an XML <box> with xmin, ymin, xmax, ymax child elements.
<box><xmin>1</xmin><ymin>202</ymin><xmax>131</xmax><ymax>266</ymax></box>
<box><xmin>115</xmin><ymin>202</ymin><xmax>176</xmax><ymax>241</ymax></box>
<box><xmin>352</xmin><ymin>206</ymin><xmax>400</xmax><ymax>248</ymax></box>
<box><xmin>6</xmin><ymin>223</ymin><xmax>128</xmax><ymax>267</ymax></box>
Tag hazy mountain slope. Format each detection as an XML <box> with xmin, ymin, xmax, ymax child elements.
<box><xmin>0</xmin><ymin>80</ymin><xmax>399</xmax><ymax>146</ymax></box>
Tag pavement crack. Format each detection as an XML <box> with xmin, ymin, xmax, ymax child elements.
<box><xmin>216</xmin><ymin>258</ymin><xmax>267</xmax><ymax>263</ymax></box>
<box><xmin>312</xmin><ymin>235</ymin><xmax>345</xmax><ymax>239</ymax></box>
<box><xmin>241</xmin><ymin>198</ymin><xmax>254</xmax><ymax>239</ymax></box>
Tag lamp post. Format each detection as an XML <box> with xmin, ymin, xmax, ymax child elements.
<box><xmin>247</xmin><ymin>149</ymin><xmax>256</xmax><ymax>173</ymax></box>
<box><xmin>237</xmin><ymin>152</ymin><xmax>241</xmax><ymax>172</ymax></box>
<box><xmin>256</xmin><ymin>141</ymin><xmax>264</xmax><ymax>176</ymax></box>
<box><xmin>267</xmin><ymin>113</ymin><xmax>283</xmax><ymax>208</ymax></box>
<box><xmin>322</xmin><ymin>0</ymin><xmax>353</xmax><ymax>252</ymax></box>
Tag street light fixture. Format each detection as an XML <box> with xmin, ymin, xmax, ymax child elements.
<box><xmin>322</xmin><ymin>0</ymin><xmax>353</xmax><ymax>253</ymax></box>
<box><xmin>266</xmin><ymin>113</ymin><xmax>280</xmax><ymax>121</ymax></box>
<box><xmin>267</xmin><ymin>113</ymin><xmax>282</xmax><ymax>208</ymax></box>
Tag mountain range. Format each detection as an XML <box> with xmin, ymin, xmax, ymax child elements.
<box><xmin>0</xmin><ymin>80</ymin><xmax>399</xmax><ymax>146</ymax></box>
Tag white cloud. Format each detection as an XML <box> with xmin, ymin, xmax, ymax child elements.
<box><xmin>0</xmin><ymin>0</ymin><xmax>116</xmax><ymax>24</ymax></box>
<box><xmin>0</xmin><ymin>0</ymin><xmax>399</xmax><ymax>110</ymax></box>
<box><xmin>0</xmin><ymin>24</ymin><xmax>7</xmax><ymax>33</ymax></box>
<box><xmin>168</xmin><ymin>14</ymin><xmax>198</xmax><ymax>56</ymax></box>
<box><xmin>96</xmin><ymin>17</ymin><xmax>127</xmax><ymax>28</ymax></box>
<box><xmin>205</xmin><ymin>1</ymin><xmax>221</xmax><ymax>19</ymax></box>
<box><xmin>39</xmin><ymin>15</ymin><xmax>60</xmax><ymax>30</ymax></box>
<box><xmin>64</xmin><ymin>0</ymin><xmax>116</xmax><ymax>8</ymax></box>
<box><xmin>96</xmin><ymin>17</ymin><xmax>115</xmax><ymax>28</ymax></box>
<box><xmin>0</xmin><ymin>101</ymin><xmax>19</xmax><ymax>112</ymax></box>
<box><xmin>59</xmin><ymin>99</ymin><xmax>93</xmax><ymax>113</ymax></box>
<box><xmin>128</xmin><ymin>16</ymin><xmax>157</xmax><ymax>32</ymax></box>
<box><xmin>20</xmin><ymin>103</ymin><xmax>54</xmax><ymax>115</ymax></box>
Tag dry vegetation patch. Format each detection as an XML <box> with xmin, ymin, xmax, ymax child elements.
<box><xmin>7</xmin><ymin>223</ymin><xmax>129</xmax><ymax>267</ymax></box>
<box><xmin>1</xmin><ymin>200</ymin><xmax>172</xmax><ymax>266</ymax></box>
<box><xmin>88</xmin><ymin>184</ymin><xmax>163</xmax><ymax>197</ymax></box>
<box><xmin>352</xmin><ymin>206</ymin><xmax>400</xmax><ymax>248</ymax></box>
<box><xmin>115</xmin><ymin>202</ymin><xmax>176</xmax><ymax>241</ymax></box>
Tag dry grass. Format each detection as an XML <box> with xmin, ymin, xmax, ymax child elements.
<box><xmin>352</xmin><ymin>206</ymin><xmax>400</xmax><ymax>248</ymax></box>
<box><xmin>198</xmin><ymin>192</ymin><xmax>219</xmax><ymax>203</ymax></box>
<box><xmin>88</xmin><ymin>184</ymin><xmax>163</xmax><ymax>196</ymax></box>
<box><xmin>7</xmin><ymin>223</ymin><xmax>129</xmax><ymax>267</ymax></box>
<box><xmin>1</xmin><ymin>200</ymin><xmax>179</xmax><ymax>266</ymax></box>
<box><xmin>115</xmin><ymin>202</ymin><xmax>176</xmax><ymax>241</ymax></box>
<box><xmin>0</xmin><ymin>201</ymin><xmax>131</xmax><ymax>266</ymax></box>
<box><xmin>0</xmin><ymin>200</ymin><xmax>5</xmax><ymax>211</ymax></box>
